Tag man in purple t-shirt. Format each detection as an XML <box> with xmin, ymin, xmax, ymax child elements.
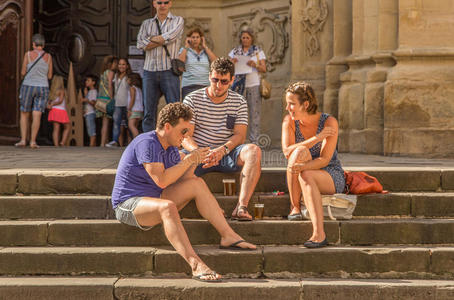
<box><xmin>111</xmin><ymin>103</ymin><xmax>256</xmax><ymax>282</ymax></box>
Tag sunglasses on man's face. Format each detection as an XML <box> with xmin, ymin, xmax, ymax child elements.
<box><xmin>180</xmin><ymin>128</ymin><xmax>189</xmax><ymax>135</ymax></box>
<box><xmin>210</xmin><ymin>77</ymin><xmax>230</xmax><ymax>85</ymax></box>
<box><xmin>157</xmin><ymin>1</ymin><xmax>169</xmax><ymax>5</ymax></box>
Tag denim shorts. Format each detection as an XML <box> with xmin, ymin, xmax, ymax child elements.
<box><xmin>84</xmin><ymin>113</ymin><xmax>96</xmax><ymax>137</ymax></box>
<box><xmin>183</xmin><ymin>144</ymin><xmax>246</xmax><ymax>177</ymax></box>
<box><xmin>114</xmin><ymin>197</ymin><xmax>152</xmax><ymax>231</ymax></box>
<box><xmin>19</xmin><ymin>85</ymin><xmax>49</xmax><ymax>112</ymax></box>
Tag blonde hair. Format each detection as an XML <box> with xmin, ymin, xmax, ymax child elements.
<box><xmin>49</xmin><ymin>75</ymin><xmax>65</xmax><ymax>101</ymax></box>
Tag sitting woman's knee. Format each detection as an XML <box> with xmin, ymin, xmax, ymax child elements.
<box><xmin>288</xmin><ymin>146</ymin><xmax>311</xmax><ymax>166</ymax></box>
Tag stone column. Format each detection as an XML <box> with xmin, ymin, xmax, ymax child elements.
<box><xmin>323</xmin><ymin>0</ymin><xmax>352</xmax><ymax>118</ymax></box>
<box><xmin>338</xmin><ymin>0</ymin><xmax>398</xmax><ymax>154</ymax></box>
<box><xmin>291</xmin><ymin>0</ymin><xmax>333</xmax><ymax>109</ymax></box>
<box><xmin>383</xmin><ymin>0</ymin><xmax>454</xmax><ymax>157</ymax></box>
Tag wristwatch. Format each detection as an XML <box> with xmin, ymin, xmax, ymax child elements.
<box><xmin>223</xmin><ymin>144</ymin><xmax>230</xmax><ymax>155</ymax></box>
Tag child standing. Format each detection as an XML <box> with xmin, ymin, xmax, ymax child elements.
<box><xmin>47</xmin><ymin>75</ymin><xmax>70</xmax><ymax>146</ymax></box>
<box><xmin>127</xmin><ymin>73</ymin><xmax>143</xmax><ymax>139</ymax></box>
<box><xmin>97</xmin><ymin>55</ymin><xmax>118</xmax><ymax>146</ymax></box>
<box><xmin>81</xmin><ymin>74</ymin><xmax>98</xmax><ymax>147</ymax></box>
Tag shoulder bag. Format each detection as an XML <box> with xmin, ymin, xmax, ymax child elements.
<box><xmin>155</xmin><ymin>18</ymin><xmax>185</xmax><ymax>76</ymax></box>
<box><xmin>255</xmin><ymin>53</ymin><xmax>271</xmax><ymax>99</ymax></box>
<box><xmin>95</xmin><ymin>78</ymin><xmax>115</xmax><ymax>116</ymax></box>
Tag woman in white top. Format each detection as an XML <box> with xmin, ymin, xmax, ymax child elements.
<box><xmin>229</xmin><ymin>28</ymin><xmax>267</xmax><ymax>144</ymax></box>
<box><xmin>106</xmin><ymin>58</ymin><xmax>131</xmax><ymax>147</ymax></box>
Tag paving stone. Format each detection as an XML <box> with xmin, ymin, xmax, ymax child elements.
<box><xmin>17</xmin><ymin>171</ymin><xmax>116</xmax><ymax>195</ymax></box>
<box><xmin>263</xmin><ymin>246</ymin><xmax>430</xmax><ymax>276</ymax></box>
<box><xmin>0</xmin><ymin>196</ymin><xmax>110</xmax><ymax>220</ymax></box>
<box><xmin>0</xmin><ymin>172</ymin><xmax>17</xmax><ymax>195</ymax></box>
<box><xmin>46</xmin><ymin>219</ymin><xmax>339</xmax><ymax>247</ymax></box>
<box><xmin>153</xmin><ymin>246</ymin><xmax>263</xmax><ymax>276</ymax></box>
<box><xmin>366</xmin><ymin>170</ymin><xmax>441</xmax><ymax>192</ymax></box>
<box><xmin>0</xmin><ymin>247</ymin><xmax>154</xmax><ymax>275</ymax></box>
<box><xmin>355</xmin><ymin>193</ymin><xmax>411</xmax><ymax>216</ymax></box>
<box><xmin>114</xmin><ymin>278</ymin><xmax>302</xmax><ymax>300</ymax></box>
<box><xmin>441</xmin><ymin>170</ymin><xmax>454</xmax><ymax>190</ymax></box>
<box><xmin>411</xmin><ymin>193</ymin><xmax>454</xmax><ymax>217</ymax></box>
<box><xmin>340</xmin><ymin>219</ymin><xmax>454</xmax><ymax>245</ymax></box>
<box><xmin>0</xmin><ymin>277</ymin><xmax>116</xmax><ymax>300</ymax></box>
<box><xmin>0</xmin><ymin>221</ymin><xmax>48</xmax><ymax>246</ymax></box>
<box><xmin>431</xmin><ymin>248</ymin><xmax>454</xmax><ymax>277</ymax></box>
<box><xmin>299</xmin><ymin>279</ymin><xmax>454</xmax><ymax>300</ymax></box>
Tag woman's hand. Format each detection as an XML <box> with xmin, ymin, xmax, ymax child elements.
<box><xmin>201</xmin><ymin>37</ymin><xmax>207</xmax><ymax>49</ymax></box>
<box><xmin>287</xmin><ymin>163</ymin><xmax>305</xmax><ymax>174</ymax></box>
<box><xmin>184</xmin><ymin>37</ymin><xmax>191</xmax><ymax>49</ymax></box>
<box><xmin>231</xmin><ymin>57</ymin><xmax>239</xmax><ymax>63</ymax></box>
<box><xmin>317</xmin><ymin>126</ymin><xmax>337</xmax><ymax>141</ymax></box>
<box><xmin>127</xmin><ymin>111</ymin><xmax>132</xmax><ymax>119</ymax></box>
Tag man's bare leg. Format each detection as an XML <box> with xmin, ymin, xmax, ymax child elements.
<box><xmin>133</xmin><ymin>196</ymin><xmax>220</xmax><ymax>281</ymax></box>
<box><xmin>232</xmin><ymin>144</ymin><xmax>262</xmax><ymax>219</ymax></box>
<box><xmin>162</xmin><ymin>176</ymin><xmax>256</xmax><ymax>250</ymax></box>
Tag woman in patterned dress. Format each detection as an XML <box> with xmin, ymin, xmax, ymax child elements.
<box><xmin>281</xmin><ymin>82</ymin><xmax>345</xmax><ymax>248</ymax></box>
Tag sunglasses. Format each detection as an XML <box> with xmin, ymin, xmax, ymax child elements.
<box><xmin>156</xmin><ymin>1</ymin><xmax>169</xmax><ymax>4</ymax></box>
<box><xmin>210</xmin><ymin>77</ymin><xmax>230</xmax><ymax>85</ymax></box>
<box><xmin>181</xmin><ymin>128</ymin><xmax>189</xmax><ymax>135</ymax></box>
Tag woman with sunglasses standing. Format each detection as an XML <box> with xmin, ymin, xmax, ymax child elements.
<box><xmin>178</xmin><ymin>27</ymin><xmax>217</xmax><ymax>100</ymax></box>
<box><xmin>229</xmin><ymin>28</ymin><xmax>266</xmax><ymax>145</ymax></box>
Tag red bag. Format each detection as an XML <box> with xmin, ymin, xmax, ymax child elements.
<box><xmin>344</xmin><ymin>171</ymin><xmax>388</xmax><ymax>194</ymax></box>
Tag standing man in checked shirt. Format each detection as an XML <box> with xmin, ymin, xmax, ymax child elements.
<box><xmin>137</xmin><ymin>0</ymin><xmax>184</xmax><ymax>132</ymax></box>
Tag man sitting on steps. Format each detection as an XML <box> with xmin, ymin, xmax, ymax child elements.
<box><xmin>111</xmin><ymin>102</ymin><xmax>256</xmax><ymax>282</ymax></box>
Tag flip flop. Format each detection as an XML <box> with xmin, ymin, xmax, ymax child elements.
<box><xmin>192</xmin><ymin>272</ymin><xmax>222</xmax><ymax>282</ymax></box>
<box><xmin>219</xmin><ymin>239</ymin><xmax>255</xmax><ymax>251</ymax></box>
<box><xmin>233</xmin><ymin>205</ymin><xmax>252</xmax><ymax>221</ymax></box>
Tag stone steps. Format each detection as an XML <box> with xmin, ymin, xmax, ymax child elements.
<box><xmin>1</xmin><ymin>192</ymin><xmax>453</xmax><ymax>220</ymax></box>
<box><xmin>0</xmin><ymin>246</ymin><xmax>453</xmax><ymax>280</ymax></box>
<box><xmin>1</xmin><ymin>168</ymin><xmax>453</xmax><ymax>195</ymax></box>
<box><xmin>2</xmin><ymin>219</ymin><xmax>454</xmax><ymax>247</ymax></box>
<box><xmin>0</xmin><ymin>277</ymin><xmax>453</xmax><ymax>300</ymax></box>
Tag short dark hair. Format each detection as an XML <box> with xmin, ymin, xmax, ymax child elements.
<box><xmin>210</xmin><ymin>56</ymin><xmax>234</xmax><ymax>78</ymax></box>
<box><xmin>285</xmin><ymin>82</ymin><xmax>318</xmax><ymax>114</ymax></box>
<box><xmin>128</xmin><ymin>73</ymin><xmax>142</xmax><ymax>89</ymax></box>
<box><xmin>86</xmin><ymin>74</ymin><xmax>98</xmax><ymax>84</ymax></box>
<box><xmin>157</xmin><ymin>103</ymin><xmax>193</xmax><ymax>130</ymax></box>
<box><xmin>187</xmin><ymin>27</ymin><xmax>204</xmax><ymax>38</ymax></box>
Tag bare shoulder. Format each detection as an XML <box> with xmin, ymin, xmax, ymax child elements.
<box><xmin>282</xmin><ymin>114</ymin><xmax>295</xmax><ymax>129</ymax></box>
<box><xmin>325</xmin><ymin>115</ymin><xmax>339</xmax><ymax>128</ymax></box>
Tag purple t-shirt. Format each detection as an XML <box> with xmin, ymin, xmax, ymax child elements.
<box><xmin>111</xmin><ymin>131</ymin><xmax>181</xmax><ymax>208</ymax></box>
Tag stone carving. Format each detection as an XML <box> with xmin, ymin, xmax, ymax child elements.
<box><xmin>232</xmin><ymin>8</ymin><xmax>289</xmax><ymax>72</ymax></box>
<box><xmin>184</xmin><ymin>18</ymin><xmax>214</xmax><ymax>51</ymax></box>
<box><xmin>0</xmin><ymin>8</ymin><xmax>20</xmax><ymax>34</ymax></box>
<box><xmin>300</xmin><ymin>0</ymin><xmax>328</xmax><ymax>56</ymax></box>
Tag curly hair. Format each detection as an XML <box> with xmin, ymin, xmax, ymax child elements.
<box><xmin>187</xmin><ymin>27</ymin><xmax>204</xmax><ymax>38</ymax></box>
<box><xmin>157</xmin><ymin>103</ymin><xmax>193</xmax><ymax>130</ymax></box>
<box><xmin>285</xmin><ymin>81</ymin><xmax>318</xmax><ymax>114</ymax></box>
<box><xmin>210</xmin><ymin>56</ymin><xmax>235</xmax><ymax>78</ymax></box>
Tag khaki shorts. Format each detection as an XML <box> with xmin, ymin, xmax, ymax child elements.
<box><xmin>114</xmin><ymin>197</ymin><xmax>152</xmax><ymax>231</ymax></box>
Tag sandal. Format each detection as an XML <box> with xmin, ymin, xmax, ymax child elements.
<box><xmin>232</xmin><ymin>205</ymin><xmax>252</xmax><ymax>221</ymax></box>
<box><xmin>14</xmin><ymin>141</ymin><xmax>26</xmax><ymax>147</ymax></box>
<box><xmin>192</xmin><ymin>271</ymin><xmax>222</xmax><ymax>282</ymax></box>
<box><xmin>29</xmin><ymin>142</ymin><xmax>40</xmax><ymax>149</ymax></box>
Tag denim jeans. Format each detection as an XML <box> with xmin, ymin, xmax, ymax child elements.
<box><xmin>112</xmin><ymin>106</ymin><xmax>127</xmax><ymax>142</ymax></box>
<box><xmin>142</xmin><ymin>70</ymin><xmax>180</xmax><ymax>132</ymax></box>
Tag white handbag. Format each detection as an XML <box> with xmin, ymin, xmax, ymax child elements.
<box><xmin>302</xmin><ymin>194</ymin><xmax>357</xmax><ymax>220</ymax></box>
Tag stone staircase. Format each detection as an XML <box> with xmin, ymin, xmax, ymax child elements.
<box><xmin>1</xmin><ymin>168</ymin><xmax>454</xmax><ymax>299</ymax></box>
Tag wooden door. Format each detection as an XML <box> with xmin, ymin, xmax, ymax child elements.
<box><xmin>34</xmin><ymin>0</ymin><xmax>153</xmax><ymax>85</ymax></box>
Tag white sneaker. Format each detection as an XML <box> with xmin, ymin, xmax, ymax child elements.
<box><xmin>105</xmin><ymin>141</ymin><xmax>119</xmax><ymax>148</ymax></box>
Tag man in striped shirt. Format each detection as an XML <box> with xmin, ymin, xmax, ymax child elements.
<box><xmin>182</xmin><ymin>57</ymin><xmax>262</xmax><ymax>221</ymax></box>
<box><xmin>137</xmin><ymin>0</ymin><xmax>184</xmax><ymax>132</ymax></box>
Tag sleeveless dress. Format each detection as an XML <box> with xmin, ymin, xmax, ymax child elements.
<box><xmin>294</xmin><ymin>113</ymin><xmax>346</xmax><ymax>193</ymax></box>
<box><xmin>96</xmin><ymin>69</ymin><xmax>113</xmax><ymax>118</ymax></box>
